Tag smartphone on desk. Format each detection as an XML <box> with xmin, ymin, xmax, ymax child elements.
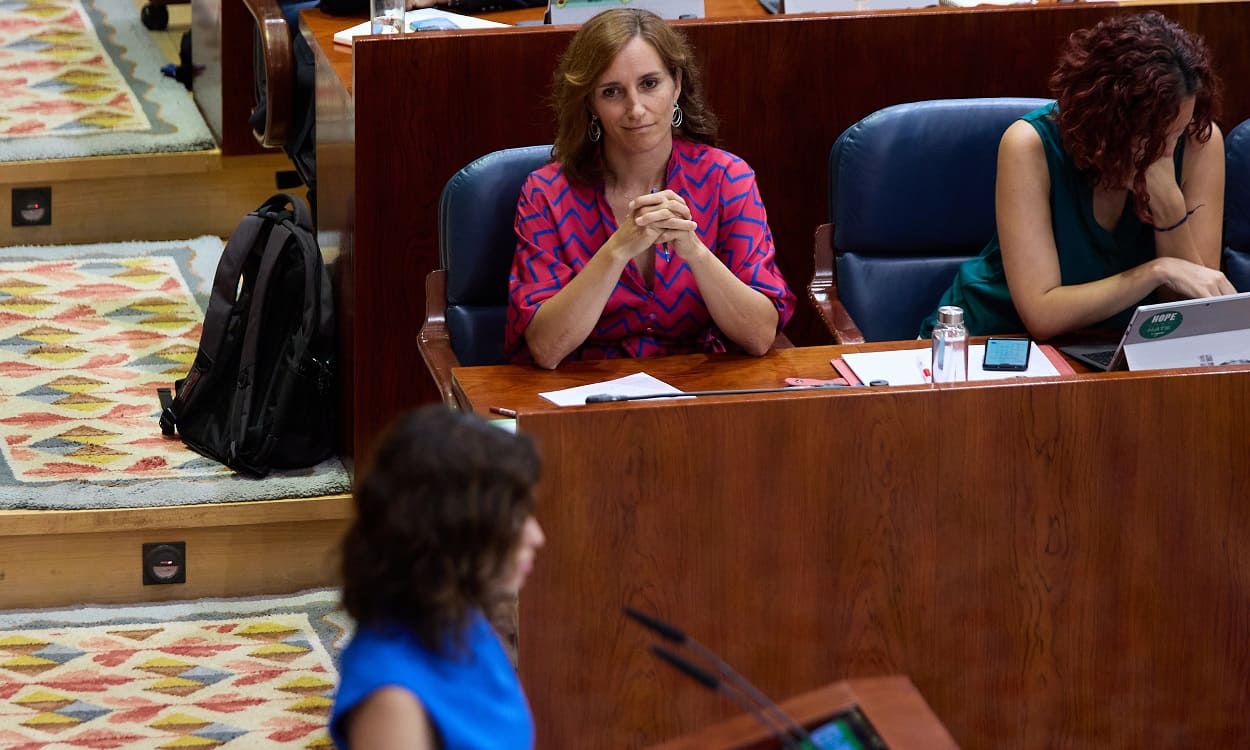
<box><xmin>983</xmin><ymin>337</ymin><xmax>1031</xmax><ymax>371</ymax></box>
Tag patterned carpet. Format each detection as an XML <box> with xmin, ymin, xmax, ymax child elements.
<box><xmin>0</xmin><ymin>0</ymin><xmax>214</xmax><ymax>161</ymax></box>
<box><xmin>0</xmin><ymin>589</ymin><xmax>347</xmax><ymax>749</ymax></box>
<box><xmin>0</xmin><ymin>246</ymin><xmax>222</xmax><ymax>483</ymax></box>
<box><xmin>0</xmin><ymin>237</ymin><xmax>350</xmax><ymax>511</ymax></box>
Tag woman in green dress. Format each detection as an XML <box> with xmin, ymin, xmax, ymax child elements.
<box><xmin>921</xmin><ymin>12</ymin><xmax>1235</xmax><ymax>339</ymax></box>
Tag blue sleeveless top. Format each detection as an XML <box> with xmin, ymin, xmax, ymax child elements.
<box><xmin>330</xmin><ymin>611</ymin><xmax>534</xmax><ymax>750</ymax></box>
<box><xmin>920</xmin><ymin>104</ymin><xmax>1182</xmax><ymax>337</ymax></box>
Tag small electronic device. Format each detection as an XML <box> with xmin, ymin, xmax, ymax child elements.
<box><xmin>982</xmin><ymin>337</ymin><xmax>1031</xmax><ymax>371</ymax></box>
<box><xmin>807</xmin><ymin>705</ymin><xmax>889</xmax><ymax>749</ymax></box>
<box><xmin>410</xmin><ymin>17</ymin><xmax>458</xmax><ymax>31</ymax></box>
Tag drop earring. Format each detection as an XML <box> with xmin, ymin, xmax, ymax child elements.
<box><xmin>671</xmin><ymin>102</ymin><xmax>683</xmax><ymax>128</ymax></box>
<box><xmin>588</xmin><ymin>115</ymin><xmax>602</xmax><ymax>143</ymax></box>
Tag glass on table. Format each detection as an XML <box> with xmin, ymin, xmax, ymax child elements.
<box><xmin>370</xmin><ymin>0</ymin><xmax>405</xmax><ymax>34</ymax></box>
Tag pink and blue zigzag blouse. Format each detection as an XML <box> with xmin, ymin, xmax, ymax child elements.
<box><xmin>506</xmin><ymin>138</ymin><xmax>795</xmax><ymax>363</ymax></box>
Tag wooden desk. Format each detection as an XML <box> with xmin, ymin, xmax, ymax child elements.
<box><xmin>648</xmin><ymin>676</ymin><xmax>956</xmax><ymax>749</ymax></box>
<box><xmin>454</xmin><ymin>349</ymin><xmax>1250</xmax><ymax>748</ymax></box>
<box><xmin>304</xmin><ymin>1</ymin><xmax>1250</xmax><ymax>462</ymax></box>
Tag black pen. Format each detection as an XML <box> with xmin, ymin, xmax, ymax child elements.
<box><xmin>650</xmin><ymin>188</ymin><xmax>672</xmax><ymax>260</ymax></box>
<box><xmin>489</xmin><ymin>407</ymin><xmax>518</xmax><ymax>418</ymax></box>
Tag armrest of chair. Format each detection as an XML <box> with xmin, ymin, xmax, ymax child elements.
<box><xmin>241</xmin><ymin>0</ymin><xmax>293</xmax><ymax>147</ymax></box>
<box><xmin>808</xmin><ymin>223</ymin><xmax>865</xmax><ymax>345</ymax></box>
<box><xmin>417</xmin><ymin>269</ymin><xmax>464</xmax><ymax>408</ymax></box>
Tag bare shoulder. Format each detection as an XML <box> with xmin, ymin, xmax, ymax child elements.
<box><xmin>346</xmin><ymin>686</ymin><xmax>437</xmax><ymax>750</ymax></box>
<box><xmin>1185</xmin><ymin>121</ymin><xmax>1226</xmax><ymax>164</ymax></box>
<box><xmin>999</xmin><ymin>119</ymin><xmax>1045</xmax><ymax>161</ymax></box>
<box><xmin>997</xmin><ymin>119</ymin><xmax>1049</xmax><ymax>191</ymax></box>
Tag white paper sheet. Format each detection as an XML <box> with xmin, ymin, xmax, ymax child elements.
<box><xmin>333</xmin><ymin>9</ymin><xmax>507</xmax><ymax>45</ymax></box>
<box><xmin>841</xmin><ymin>348</ymin><xmax>933</xmax><ymax>386</ymax></box>
<box><xmin>539</xmin><ymin>372</ymin><xmax>684</xmax><ymax>406</ymax></box>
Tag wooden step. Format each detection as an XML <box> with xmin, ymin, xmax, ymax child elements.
<box><xmin>0</xmin><ymin>150</ymin><xmax>297</xmax><ymax>246</ymax></box>
<box><xmin>0</xmin><ymin>495</ymin><xmax>352</xmax><ymax>609</ymax></box>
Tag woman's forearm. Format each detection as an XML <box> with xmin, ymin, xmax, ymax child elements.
<box><xmin>683</xmin><ymin>245</ymin><xmax>779</xmax><ymax>355</ymax></box>
<box><xmin>522</xmin><ymin>249</ymin><xmax>630</xmax><ymax>369</ymax></box>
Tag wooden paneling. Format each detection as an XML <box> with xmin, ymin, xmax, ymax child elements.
<box><xmin>307</xmin><ymin>2</ymin><xmax>1250</xmax><ymax>462</ymax></box>
<box><xmin>453</xmin><ymin>351</ymin><xmax>1250</xmax><ymax>748</ymax></box>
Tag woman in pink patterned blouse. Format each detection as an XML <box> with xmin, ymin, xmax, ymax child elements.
<box><xmin>505</xmin><ymin>9</ymin><xmax>795</xmax><ymax>369</ymax></box>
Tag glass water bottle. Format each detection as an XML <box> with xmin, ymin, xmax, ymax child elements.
<box><xmin>931</xmin><ymin>305</ymin><xmax>967</xmax><ymax>383</ymax></box>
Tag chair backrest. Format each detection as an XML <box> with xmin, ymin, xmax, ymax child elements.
<box><xmin>439</xmin><ymin>145</ymin><xmax>552</xmax><ymax>366</ymax></box>
<box><xmin>245</xmin><ymin>0</ymin><xmax>321</xmax><ymax>192</ymax></box>
<box><xmin>830</xmin><ymin>97</ymin><xmax>1052</xmax><ymax>341</ymax></box>
<box><xmin>1225</xmin><ymin>118</ymin><xmax>1250</xmax><ymax>292</ymax></box>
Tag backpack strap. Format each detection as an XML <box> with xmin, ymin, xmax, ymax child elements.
<box><xmin>250</xmin><ymin>193</ymin><xmax>324</xmax><ymax>359</ymax></box>
<box><xmin>259</xmin><ymin>192</ymin><xmax>313</xmax><ymax>234</ymax></box>
<box><xmin>159</xmin><ymin>207</ymin><xmax>272</xmax><ymax>436</ymax></box>
<box><xmin>227</xmin><ymin>219</ymin><xmax>296</xmax><ymax>464</ymax></box>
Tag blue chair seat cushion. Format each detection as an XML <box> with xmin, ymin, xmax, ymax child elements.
<box><xmin>836</xmin><ymin>254</ymin><xmax>968</xmax><ymax>341</ymax></box>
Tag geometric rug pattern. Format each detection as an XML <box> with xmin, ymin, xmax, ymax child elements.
<box><xmin>0</xmin><ymin>0</ymin><xmax>151</xmax><ymax>138</ymax></box>
<box><xmin>0</xmin><ymin>589</ymin><xmax>346</xmax><ymax>749</ymax></box>
<box><xmin>0</xmin><ymin>0</ymin><xmax>214</xmax><ymax>161</ymax></box>
<box><xmin>0</xmin><ymin>251</ymin><xmax>233</xmax><ymax>482</ymax></box>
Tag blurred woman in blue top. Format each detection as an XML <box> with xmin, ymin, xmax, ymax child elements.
<box><xmin>331</xmin><ymin>405</ymin><xmax>545</xmax><ymax>750</ymax></box>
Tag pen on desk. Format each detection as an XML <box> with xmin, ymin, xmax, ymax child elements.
<box><xmin>489</xmin><ymin>407</ymin><xmax>518</xmax><ymax>418</ymax></box>
<box><xmin>917</xmin><ymin>356</ymin><xmax>931</xmax><ymax>383</ymax></box>
<box><xmin>650</xmin><ymin>188</ymin><xmax>671</xmax><ymax>261</ymax></box>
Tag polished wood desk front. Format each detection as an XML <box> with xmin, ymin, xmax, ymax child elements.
<box><xmin>455</xmin><ymin>350</ymin><xmax>1250</xmax><ymax>748</ymax></box>
<box><xmin>305</xmin><ymin>1</ymin><xmax>1250</xmax><ymax>462</ymax></box>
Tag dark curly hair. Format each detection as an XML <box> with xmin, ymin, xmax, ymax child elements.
<box><xmin>1050</xmin><ymin>11</ymin><xmax>1223</xmax><ymax>222</ymax></box>
<box><xmin>551</xmin><ymin>8</ymin><xmax>718</xmax><ymax>186</ymax></box>
<box><xmin>340</xmin><ymin>405</ymin><xmax>539</xmax><ymax>655</ymax></box>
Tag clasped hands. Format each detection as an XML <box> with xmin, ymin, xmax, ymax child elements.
<box><xmin>614</xmin><ymin>189</ymin><xmax>703</xmax><ymax>262</ymax></box>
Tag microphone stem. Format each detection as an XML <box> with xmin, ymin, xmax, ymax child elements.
<box><xmin>586</xmin><ymin>384</ymin><xmax>848</xmax><ymax>404</ymax></box>
<box><xmin>714</xmin><ymin>681</ymin><xmax>804</xmax><ymax>750</ymax></box>
<box><xmin>687</xmin><ymin>638</ymin><xmax>817</xmax><ymax>747</ymax></box>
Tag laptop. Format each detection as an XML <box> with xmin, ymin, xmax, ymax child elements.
<box><xmin>1059</xmin><ymin>291</ymin><xmax>1250</xmax><ymax>372</ymax></box>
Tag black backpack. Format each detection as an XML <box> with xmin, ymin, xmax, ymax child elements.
<box><xmin>159</xmin><ymin>193</ymin><xmax>337</xmax><ymax>477</ymax></box>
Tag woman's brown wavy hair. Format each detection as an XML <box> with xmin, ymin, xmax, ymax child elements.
<box><xmin>550</xmin><ymin>8</ymin><xmax>718</xmax><ymax>186</ymax></box>
<box><xmin>1050</xmin><ymin>11</ymin><xmax>1223</xmax><ymax>222</ymax></box>
<box><xmin>340</xmin><ymin>405</ymin><xmax>539</xmax><ymax>655</ymax></box>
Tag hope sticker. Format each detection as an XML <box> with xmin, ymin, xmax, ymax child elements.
<box><xmin>1139</xmin><ymin>310</ymin><xmax>1183</xmax><ymax>339</ymax></box>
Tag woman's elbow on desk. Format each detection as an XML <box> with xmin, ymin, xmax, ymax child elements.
<box><xmin>526</xmin><ymin>345</ymin><xmax>564</xmax><ymax>371</ymax></box>
<box><xmin>739</xmin><ymin>335</ymin><xmax>775</xmax><ymax>358</ymax></box>
<box><xmin>523</xmin><ymin>331</ymin><xmax>570</xmax><ymax>369</ymax></box>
